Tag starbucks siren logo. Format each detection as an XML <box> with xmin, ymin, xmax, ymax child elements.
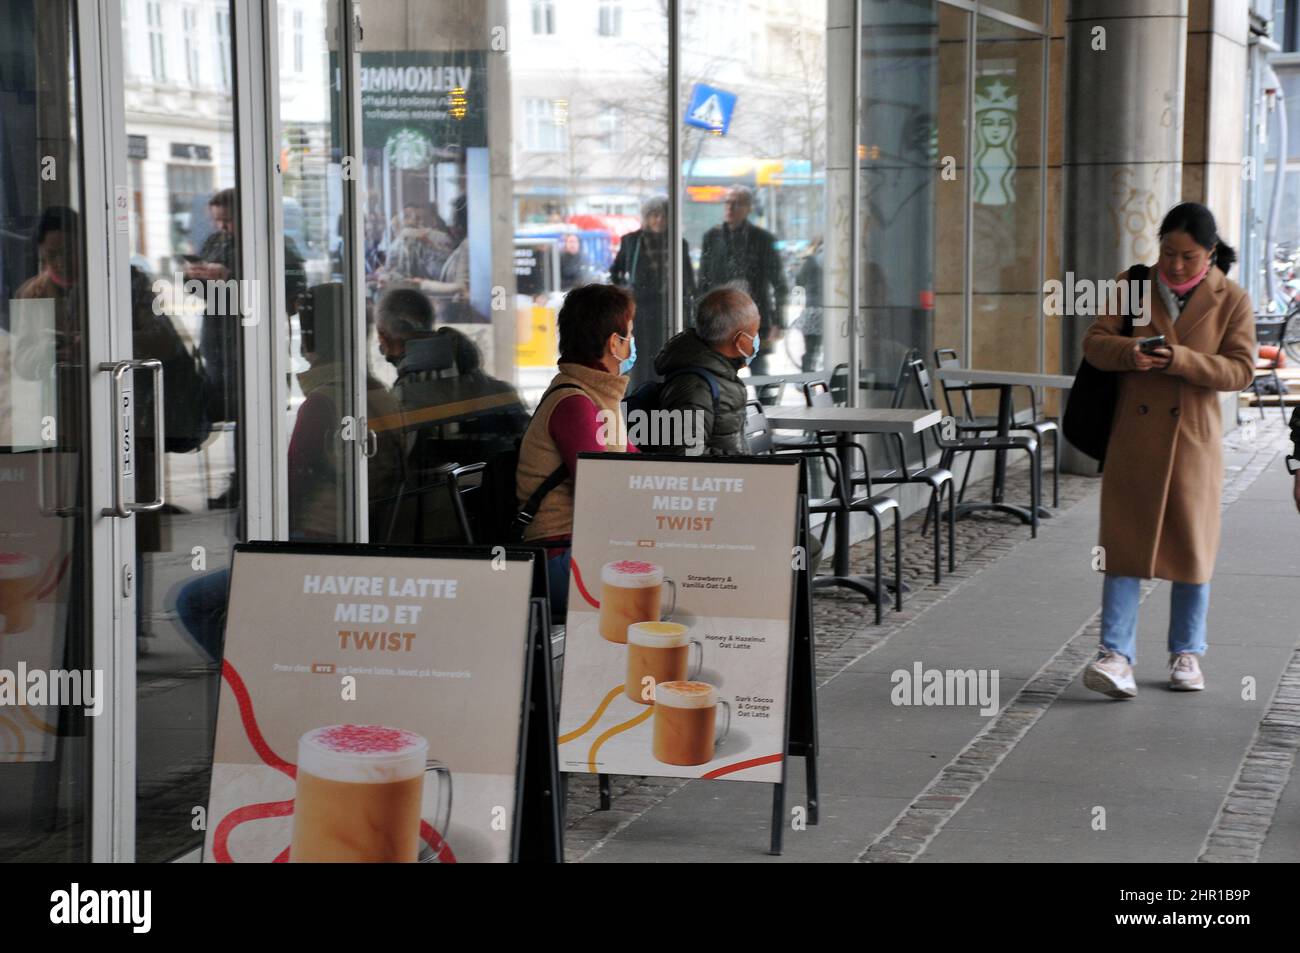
<box><xmin>389</xmin><ymin>128</ymin><xmax>433</xmax><ymax>170</ymax></box>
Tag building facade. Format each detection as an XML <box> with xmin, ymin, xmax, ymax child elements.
<box><xmin>0</xmin><ymin>0</ymin><xmax>1285</xmax><ymax>862</ymax></box>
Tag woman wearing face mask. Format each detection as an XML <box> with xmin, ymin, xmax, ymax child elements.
<box><xmin>1080</xmin><ymin>202</ymin><xmax>1256</xmax><ymax>699</ymax></box>
<box><xmin>516</xmin><ymin>284</ymin><xmax>640</xmax><ymax>615</ymax></box>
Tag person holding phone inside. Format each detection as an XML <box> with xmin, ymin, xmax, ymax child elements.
<box><xmin>1079</xmin><ymin>203</ymin><xmax>1256</xmax><ymax>698</ymax></box>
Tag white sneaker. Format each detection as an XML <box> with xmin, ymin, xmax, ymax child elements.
<box><xmin>1083</xmin><ymin>649</ymin><xmax>1137</xmax><ymax>699</ymax></box>
<box><xmin>1169</xmin><ymin>653</ymin><xmax>1205</xmax><ymax>691</ymax></box>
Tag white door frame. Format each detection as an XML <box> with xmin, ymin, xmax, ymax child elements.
<box><xmin>83</xmin><ymin>0</ymin><xmax>285</xmax><ymax>861</ymax></box>
<box><xmin>79</xmin><ymin>0</ymin><xmax>136</xmax><ymax>862</ymax></box>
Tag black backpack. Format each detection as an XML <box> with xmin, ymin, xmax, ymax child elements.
<box><xmin>623</xmin><ymin>367</ymin><xmax>721</xmax><ymax>451</ymax></box>
<box><xmin>1062</xmin><ymin>264</ymin><xmax>1148</xmax><ymax>469</ymax></box>
<box><xmin>475</xmin><ymin>384</ymin><xmax>582</xmax><ymax>545</ymax></box>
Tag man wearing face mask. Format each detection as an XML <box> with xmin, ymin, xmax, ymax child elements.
<box><xmin>376</xmin><ymin>287</ymin><xmax>528</xmax><ymax>470</ymax></box>
<box><xmin>654</xmin><ymin>286</ymin><xmax>758</xmax><ymax>455</ymax></box>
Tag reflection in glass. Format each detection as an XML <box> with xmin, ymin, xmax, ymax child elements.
<box><xmin>125</xmin><ymin>0</ymin><xmax>242</xmax><ymax>861</ymax></box>
<box><xmin>859</xmin><ymin>0</ymin><xmax>963</xmax><ymax>402</ymax></box>
<box><xmin>970</xmin><ymin>13</ymin><xmax>1044</xmax><ymax>414</ymax></box>
<box><xmin>0</xmin><ymin>0</ymin><xmax>91</xmax><ymax>862</ymax></box>
<box><xmin>683</xmin><ymin>0</ymin><xmax>826</xmax><ymax>379</ymax></box>
<box><xmin>279</xmin><ymin>0</ymin><xmax>353</xmax><ymax>543</ymax></box>
<box><xmin>351</xmin><ymin>0</ymin><xmax>670</xmax><ymax>544</ymax></box>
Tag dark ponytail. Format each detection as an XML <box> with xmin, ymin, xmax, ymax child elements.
<box><xmin>1158</xmin><ymin>201</ymin><xmax>1235</xmax><ymax>275</ymax></box>
<box><xmin>1212</xmin><ymin>241</ymin><xmax>1237</xmax><ymax>274</ymax></box>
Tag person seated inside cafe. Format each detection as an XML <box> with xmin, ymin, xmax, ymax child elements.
<box><xmin>517</xmin><ymin>283</ymin><xmax>639</xmax><ymax>614</ymax></box>
<box><xmin>376</xmin><ymin>287</ymin><xmax>528</xmax><ymax>472</ymax></box>
<box><xmin>653</xmin><ymin>285</ymin><xmax>758</xmax><ymax>455</ymax></box>
<box><xmin>289</xmin><ymin>283</ymin><xmax>406</xmax><ymax>540</ymax></box>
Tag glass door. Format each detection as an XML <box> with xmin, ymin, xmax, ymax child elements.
<box><xmin>112</xmin><ymin>0</ymin><xmax>255</xmax><ymax>861</ymax></box>
<box><xmin>0</xmin><ymin>0</ymin><xmax>114</xmax><ymax>862</ymax></box>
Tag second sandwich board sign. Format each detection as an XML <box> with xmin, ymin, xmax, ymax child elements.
<box><xmin>558</xmin><ymin>454</ymin><xmax>801</xmax><ymax>785</ymax></box>
<box><xmin>203</xmin><ymin>543</ymin><xmax>550</xmax><ymax>863</ymax></box>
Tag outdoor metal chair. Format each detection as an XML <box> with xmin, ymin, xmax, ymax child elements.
<box><xmin>747</xmin><ymin>400</ymin><xmax>903</xmax><ymax>623</ymax></box>
<box><xmin>933</xmin><ymin>347</ymin><xmax>1060</xmax><ymax>508</ymax></box>
<box><xmin>910</xmin><ymin>357</ymin><xmax>1041</xmax><ymax>539</ymax></box>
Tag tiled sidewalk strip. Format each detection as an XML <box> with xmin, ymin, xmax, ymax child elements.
<box><xmin>1198</xmin><ymin>645</ymin><xmax>1300</xmax><ymax>863</ymax></box>
<box><xmin>858</xmin><ymin>427</ymin><xmax>1289</xmax><ymax>863</ymax></box>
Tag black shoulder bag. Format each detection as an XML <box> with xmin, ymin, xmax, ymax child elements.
<box><xmin>1062</xmin><ymin>264</ymin><xmax>1148</xmax><ymax>469</ymax></box>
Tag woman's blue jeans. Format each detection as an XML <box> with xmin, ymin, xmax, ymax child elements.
<box><xmin>546</xmin><ymin>547</ymin><xmax>572</xmax><ymax>622</ymax></box>
<box><xmin>1100</xmin><ymin>575</ymin><xmax>1209</xmax><ymax>664</ymax></box>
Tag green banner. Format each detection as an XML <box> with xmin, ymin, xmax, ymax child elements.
<box><xmin>358</xmin><ymin>50</ymin><xmax>488</xmax><ymax>155</ymax></box>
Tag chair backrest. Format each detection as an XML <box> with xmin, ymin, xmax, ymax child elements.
<box><xmin>933</xmin><ymin>347</ymin><xmax>976</xmax><ymax>420</ymax></box>
<box><xmin>907</xmin><ymin>357</ymin><xmax>946</xmax><ymax>460</ymax></box>
<box><xmin>446</xmin><ymin>462</ymin><xmax>485</xmax><ymax>544</ymax></box>
<box><xmin>888</xmin><ymin>349</ymin><xmax>918</xmax><ymax>410</ymax></box>
<box><xmin>886</xmin><ymin>350</ymin><xmax>921</xmax><ymax>469</ymax></box>
<box><xmin>909</xmin><ymin>357</ymin><xmax>941</xmax><ymax>413</ymax></box>
<box><xmin>756</xmin><ymin>380</ymin><xmax>785</xmax><ymax>406</ymax></box>
<box><xmin>803</xmin><ymin>379</ymin><xmax>835</xmax><ymax>408</ymax></box>
<box><xmin>829</xmin><ymin>362</ymin><xmax>849</xmax><ymax>405</ymax></box>
<box><xmin>743</xmin><ymin>400</ymin><xmax>774</xmax><ymax>455</ymax></box>
<box><xmin>374</xmin><ymin>461</ymin><xmax>473</xmax><ymax>546</ymax></box>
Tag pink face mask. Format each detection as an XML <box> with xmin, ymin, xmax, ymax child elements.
<box><xmin>1159</xmin><ymin>261</ymin><xmax>1210</xmax><ymax>296</ymax></box>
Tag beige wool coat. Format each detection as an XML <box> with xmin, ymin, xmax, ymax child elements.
<box><xmin>1082</xmin><ymin>265</ymin><xmax>1256</xmax><ymax>584</ymax></box>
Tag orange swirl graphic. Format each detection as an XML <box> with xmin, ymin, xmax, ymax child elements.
<box><xmin>558</xmin><ymin>685</ymin><xmax>623</xmax><ymax>745</ymax></box>
<box><xmin>19</xmin><ymin>706</ymin><xmax>56</xmax><ymax>735</ymax></box>
<box><xmin>587</xmin><ymin>706</ymin><xmax>654</xmax><ymax>773</ymax></box>
<box><xmin>0</xmin><ymin>714</ymin><xmax>25</xmax><ymax>761</ymax></box>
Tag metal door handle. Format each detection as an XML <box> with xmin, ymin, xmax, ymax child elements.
<box><xmin>99</xmin><ymin>359</ymin><xmax>165</xmax><ymax>517</ymax></box>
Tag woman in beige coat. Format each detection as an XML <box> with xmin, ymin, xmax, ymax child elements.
<box><xmin>1080</xmin><ymin>203</ymin><xmax>1256</xmax><ymax>699</ymax></box>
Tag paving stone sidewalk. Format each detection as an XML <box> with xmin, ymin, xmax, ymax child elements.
<box><xmin>562</xmin><ymin>415</ymin><xmax>1299</xmax><ymax>863</ymax></box>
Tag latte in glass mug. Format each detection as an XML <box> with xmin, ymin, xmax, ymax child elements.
<box><xmin>652</xmin><ymin>681</ymin><xmax>730</xmax><ymax>767</ymax></box>
<box><xmin>598</xmin><ymin>560</ymin><xmax>675</xmax><ymax>643</ymax></box>
<box><xmin>625</xmin><ymin>622</ymin><xmax>702</xmax><ymax>704</ymax></box>
<box><xmin>0</xmin><ymin>553</ymin><xmax>41</xmax><ymax>635</ymax></box>
<box><xmin>290</xmin><ymin>724</ymin><xmax>450</xmax><ymax>863</ymax></box>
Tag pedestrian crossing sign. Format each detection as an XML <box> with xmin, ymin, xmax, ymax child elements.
<box><xmin>685</xmin><ymin>83</ymin><xmax>737</xmax><ymax>135</ymax></box>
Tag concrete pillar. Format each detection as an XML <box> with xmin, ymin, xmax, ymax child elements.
<box><xmin>484</xmin><ymin>0</ymin><xmax>515</xmax><ymax>381</ymax></box>
<box><xmin>1182</xmin><ymin>0</ymin><xmax>1249</xmax><ymax>250</ymax></box>
<box><xmin>1060</xmin><ymin>0</ymin><xmax>1188</xmax><ymax>473</ymax></box>
<box><xmin>1183</xmin><ymin>1</ymin><xmax>1251</xmax><ymax>430</ymax></box>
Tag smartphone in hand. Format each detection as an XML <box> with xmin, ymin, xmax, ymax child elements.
<box><xmin>1137</xmin><ymin>335</ymin><xmax>1168</xmax><ymax>354</ymax></box>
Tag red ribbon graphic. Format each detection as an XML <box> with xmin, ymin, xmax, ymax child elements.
<box><xmin>569</xmin><ymin>558</ymin><xmax>601</xmax><ymax>609</ymax></box>
<box><xmin>213</xmin><ymin>660</ymin><xmax>456</xmax><ymax>863</ymax></box>
<box><xmin>701</xmin><ymin>753</ymin><xmax>783</xmax><ymax>780</ymax></box>
<box><xmin>32</xmin><ymin>553</ymin><xmax>70</xmax><ymax>600</ymax></box>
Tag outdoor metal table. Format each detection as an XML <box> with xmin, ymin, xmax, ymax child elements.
<box><xmin>742</xmin><ymin>371</ymin><xmax>826</xmax><ymax>388</ymax></box>
<box><xmin>763</xmin><ymin>406</ymin><xmax>942</xmax><ymax>603</ymax></box>
<box><xmin>933</xmin><ymin>367</ymin><xmax>1074</xmax><ymax>524</ymax></box>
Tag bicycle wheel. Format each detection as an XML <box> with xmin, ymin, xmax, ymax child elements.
<box><xmin>1284</xmin><ymin>311</ymin><xmax>1300</xmax><ymax>364</ymax></box>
